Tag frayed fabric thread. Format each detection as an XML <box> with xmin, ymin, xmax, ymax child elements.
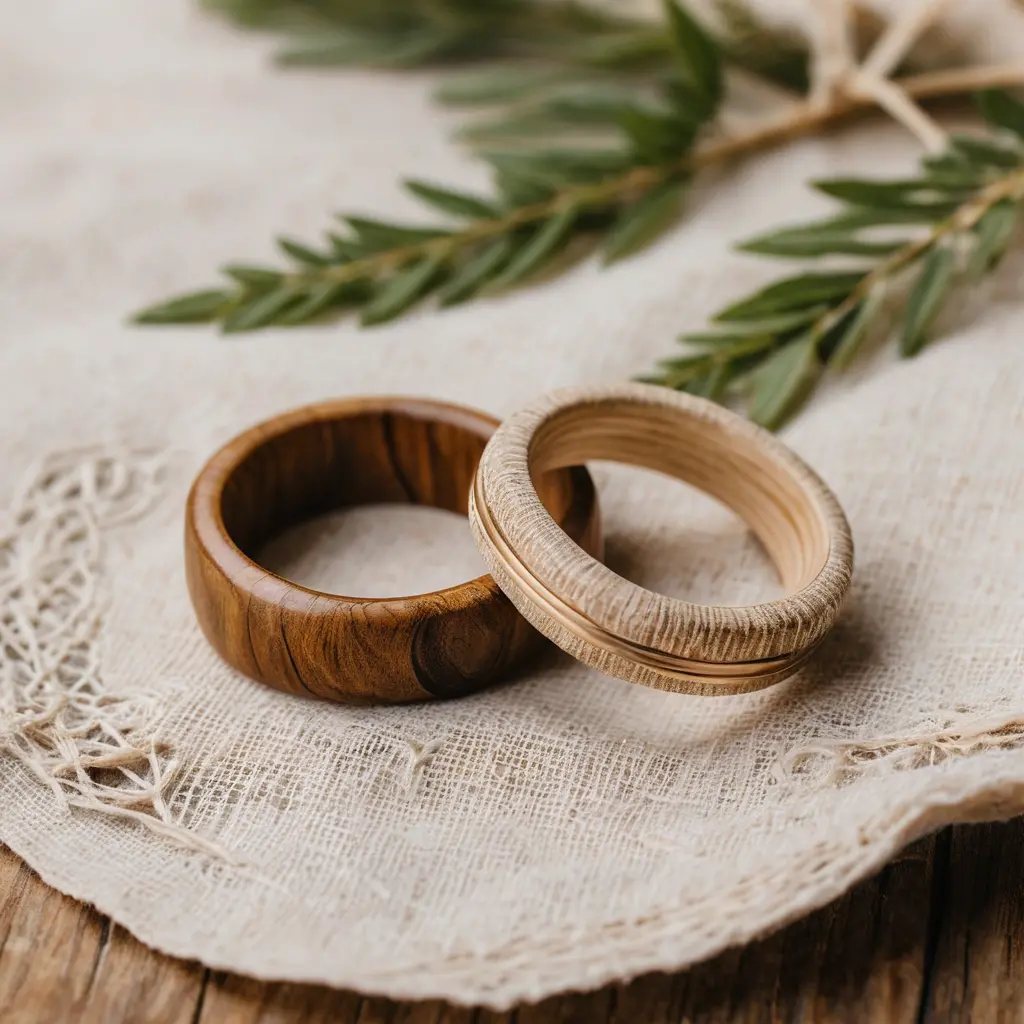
<box><xmin>776</xmin><ymin>710</ymin><xmax>1024</xmax><ymax>787</ymax></box>
<box><xmin>0</xmin><ymin>449</ymin><xmax>233</xmax><ymax>860</ymax></box>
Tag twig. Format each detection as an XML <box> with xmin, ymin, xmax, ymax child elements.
<box><xmin>848</xmin><ymin>74</ymin><xmax>949</xmax><ymax>152</ymax></box>
<box><xmin>297</xmin><ymin>62</ymin><xmax>1024</xmax><ymax>290</ymax></box>
<box><xmin>813</xmin><ymin>166</ymin><xmax>1024</xmax><ymax>342</ymax></box>
<box><xmin>859</xmin><ymin>0</ymin><xmax>955</xmax><ymax>79</ymax></box>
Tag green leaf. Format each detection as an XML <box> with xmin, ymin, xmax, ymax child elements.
<box><xmin>669</xmin><ymin>334</ymin><xmax>776</xmax><ymax>362</ymax></box>
<box><xmin>437</xmin><ymin>237</ymin><xmax>514</xmax><ymax>306</ymax></box>
<box><xmin>567</xmin><ymin>29</ymin><xmax>671</xmax><ymax>69</ymax></box>
<box><xmin>434</xmin><ymin>68</ymin><xmax>572</xmax><ymax>107</ymax></box>
<box><xmin>716</xmin><ymin>273</ymin><xmax>864</xmax><ymax>322</ymax></box>
<box><xmin>967</xmin><ymin>199</ymin><xmax>1019</xmax><ymax>279</ymax></box>
<box><xmin>277</xmin><ymin>29</ymin><xmax>457</xmax><ymax>69</ymax></box>
<box><xmin>662</xmin><ymin>0</ymin><xmax>722</xmax><ymax>112</ymax></box>
<box><xmin>617</xmin><ymin>105</ymin><xmax>697</xmax><ymax>162</ymax></box>
<box><xmin>457</xmin><ymin>90</ymin><xmax>638</xmax><ymax>144</ymax></box>
<box><xmin>543</xmin><ymin>87</ymin><xmax>642</xmax><ymax>123</ymax></box>
<box><xmin>951</xmin><ymin>135</ymin><xmax>1023</xmax><ymax>170</ymax></box>
<box><xmin>756</xmin><ymin>211</ymin><xmax>948</xmax><ymax>240</ymax></box>
<box><xmin>683</xmin><ymin>361</ymin><xmax>733</xmax><ymax>400</ymax></box>
<box><xmin>746</xmin><ymin>332</ymin><xmax>822</xmax><ymax>430</ymax></box>
<box><xmin>132</xmin><ymin>289</ymin><xmax>232</xmax><ymax>325</ymax></box>
<box><xmin>493</xmin><ymin>168</ymin><xmax>556</xmax><ymax>207</ymax></box>
<box><xmin>828</xmin><ymin>285</ymin><xmax>886</xmax><ymax>371</ymax></box>
<box><xmin>902</xmin><ymin>246</ymin><xmax>957</xmax><ymax>357</ymax></box>
<box><xmin>277</xmin><ymin>236</ymin><xmax>330</xmax><ymax>266</ymax></box>
<box><xmin>486</xmin><ymin>147</ymin><xmax>632</xmax><ymax>186</ymax></box>
<box><xmin>602</xmin><ymin>178</ymin><xmax>688</xmax><ymax>263</ymax></box>
<box><xmin>221</xmin><ymin>265</ymin><xmax>284</xmax><ymax>289</ymax></box>
<box><xmin>404</xmin><ymin>180</ymin><xmax>499</xmax><ymax>221</ymax></box>
<box><xmin>360</xmin><ymin>257</ymin><xmax>445</xmax><ymax>326</ymax></box>
<box><xmin>327</xmin><ymin>234</ymin><xmax>367</xmax><ymax>261</ymax></box>
<box><xmin>458</xmin><ymin>111</ymin><xmax>582</xmax><ymax>144</ymax></box>
<box><xmin>976</xmin><ymin>89</ymin><xmax>1024</xmax><ymax>139</ymax></box>
<box><xmin>491</xmin><ymin>205</ymin><xmax>578</xmax><ymax>289</ymax></box>
<box><xmin>278</xmin><ymin>281</ymin><xmax>349</xmax><ymax>325</ymax></box>
<box><xmin>343</xmin><ymin>217</ymin><xmax>451</xmax><ymax>251</ymax></box>
<box><xmin>221</xmin><ymin>286</ymin><xmax>297</xmax><ymax>333</ymax></box>
<box><xmin>739</xmin><ymin>225</ymin><xmax>904</xmax><ymax>258</ymax></box>
<box><xmin>680</xmin><ymin>306</ymin><xmax>830</xmax><ymax>344</ymax></box>
<box><xmin>812</xmin><ymin>178</ymin><xmax>966</xmax><ymax>211</ymax></box>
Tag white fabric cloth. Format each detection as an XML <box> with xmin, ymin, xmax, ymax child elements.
<box><xmin>1</xmin><ymin>0</ymin><xmax>1023</xmax><ymax>1008</ymax></box>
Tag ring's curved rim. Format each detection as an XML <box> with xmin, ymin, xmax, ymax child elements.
<box><xmin>189</xmin><ymin>397</ymin><xmax>505</xmax><ymax>610</ymax></box>
<box><xmin>469</xmin><ymin>382</ymin><xmax>853</xmax><ymax>696</ymax></box>
<box><xmin>185</xmin><ymin>395</ymin><xmax>602</xmax><ymax>704</ymax></box>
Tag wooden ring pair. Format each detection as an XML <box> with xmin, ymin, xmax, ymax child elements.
<box><xmin>186</xmin><ymin>385</ymin><xmax>853</xmax><ymax>704</ymax></box>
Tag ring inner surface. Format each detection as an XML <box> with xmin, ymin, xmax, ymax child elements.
<box><xmin>220</xmin><ymin>409</ymin><xmax>581</xmax><ymax>583</ymax></box>
<box><xmin>528</xmin><ymin>398</ymin><xmax>831</xmax><ymax>595</ymax></box>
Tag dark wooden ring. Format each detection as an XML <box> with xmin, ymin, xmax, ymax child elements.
<box><xmin>185</xmin><ymin>396</ymin><xmax>602</xmax><ymax>704</ymax></box>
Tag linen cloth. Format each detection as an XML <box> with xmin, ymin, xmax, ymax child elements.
<box><xmin>1</xmin><ymin>0</ymin><xmax>1023</xmax><ymax>1007</ymax></box>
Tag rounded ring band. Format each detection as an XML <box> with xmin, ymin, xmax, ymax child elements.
<box><xmin>186</xmin><ymin>397</ymin><xmax>602</xmax><ymax>704</ymax></box>
<box><xmin>469</xmin><ymin>383</ymin><xmax>853</xmax><ymax>696</ymax></box>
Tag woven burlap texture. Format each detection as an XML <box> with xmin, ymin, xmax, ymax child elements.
<box><xmin>2</xmin><ymin>1</ymin><xmax>1023</xmax><ymax>1009</ymax></box>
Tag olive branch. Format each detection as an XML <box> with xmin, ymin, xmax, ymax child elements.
<box><xmin>134</xmin><ymin>0</ymin><xmax>1024</xmax><ymax>428</ymax></box>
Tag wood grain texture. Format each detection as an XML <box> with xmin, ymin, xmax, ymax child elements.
<box><xmin>186</xmin><ymin>397</ymin><xmax>601</xmax><ymax>704</ymax></box>
<box><xmin>6</xmin><ymin>819</ymin><xmax>1024</xmax><ymax>1022</ymax></box>
<box><xmin>470</xmin><ymin>383</ymin><xmax>853</xmax><ymax>696</ymax></box>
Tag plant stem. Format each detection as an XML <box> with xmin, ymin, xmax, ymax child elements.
<box><xmin>814</xmin><ymin>165</ymin><xmax>1024</xmax><ymax>341</ymax></box>
<box><xmin>298</xmin><ymin>63</ymin><xmax>1024</xmax><ymax>290</ymax></box>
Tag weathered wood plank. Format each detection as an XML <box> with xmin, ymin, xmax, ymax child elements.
<box><xmin>922</xmin><ymin>821</ymin><xmax>1024</xmax><ymax>1023</ymax></box>
<box><xmin>0</xmin><ymin>822</ymin><xmax>1020</xmax><ymax>1023</ymax></box>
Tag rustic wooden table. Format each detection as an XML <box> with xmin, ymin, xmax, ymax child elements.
<box><xmin>2</xmin><ymin>817</ymin><xmax>1022</xmax><ymax>1023</ymax></box>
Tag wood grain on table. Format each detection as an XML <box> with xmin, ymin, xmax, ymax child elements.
<box><xmin>2</xmin><ymin>818</ymin><xmax>1023</xmax><ymax>1023</ymax></box>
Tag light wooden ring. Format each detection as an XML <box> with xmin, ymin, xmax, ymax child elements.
<box><xmin>185</xmin><ymin>397</ymin><xmax>602</xmax><ymax>704</ymax></box>
<box><xmin>469</xmin><ymin>383</ymin><xmax>853</xmax><ymax>696</ymax></box>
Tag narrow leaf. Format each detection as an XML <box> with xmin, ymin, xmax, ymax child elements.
<box><xmin>458</xmin><ymin>111</ymin><xmax>590</xmax><ymax>144</ymax></box>
<box><xmin>951</xmin><ymin>135</ymin><xmax>1022</xmax><ymax>170</ymax></box>
<box><xmin>567</xmin><ymin>29</ymin><xmax>670</xmax><ymax>70</ymax></box>
<box><xmin>976</xmin><ymin>89</ymin><xmax>1024</xmax><ymax>140</ymax></box>
<box><xmin>739</xmin><ymin>227</ymin><xmax>904</xmax><ymax>258</ymax></box>
<box><xmin>277</xmin><ymin>29</ymin><xmax>456</xmax><ymax>69</ymax></box>
<box><xmin>923</xmin><ymin>151</ymin><xmax>973</xmax><ymax>175</ymax></box>
<box><xmin>491</xmin><ymin>206</ymin><xmax>578</xmax><ymax>290</ymax></box>
<box><xmin>437</xmin><ymin>237</ymin><xmax>514</xmax><ymax>306</ymax></box>
<box><xmin>434</xmin><ymin>68</ymin><xmax>571</xmax><ymax>107</ymax></box>
<box><xmin>716</xmin><ymin>273</ymin><xmax>864</xmax><ymax>322</ymax></box>
<box><xmin>686</xmin><ymin>361</ymin><xmax>732</xmax><ymax>400</ymax></box>
<box><xmin>670</xmin><ymin>334</ymin><xmax>776</xmax><ymax>361</ymax></box>
<box><xmin>603</xmin><ymin>178</ymin><xmax>688</xmax><ymax>263</ymax></box>
<box><xmin>788</xmin><ymin>208</ymin><xmax>956</xmax><ymax>230</ymax></box>
<box><xmin>277</xmin><ymin>237</ymin><xmax>330</xmax><ymax>266</ymax></box>
<box><xmin>680</xmin><ymin>306</ymin><xmax>829</xmax><ymax>344</ymax></box>
<box><xmin>485</xmin><ymin>147</ymin><xmax>632</xmax><ymax>185</ymax></box>
<box><xmin>617</xmin><ymin>105</ymin><xmax>696</xmax><ymax>163</ymax></box>
<box><xmin>221</xmin><ymin>287</ymin><xmax>297</xmax><ymax>333</ymax></box>
<box><xmin>494</xmin><ymin>168</ymin><xmax>555</xmax><ymax>207</ymax></box>
<box><xmin>901</xmin><ymin>246</ymin><xmax>957</xmax><ymax>357</ymax></box>
<box><xmin>360</xmin><ymin>257</ymin><xmax>445</xmax><ymax>326</ymax></box>
<box><xmin>662</xmin><ymin>0</ymin><xmax>722</xmax><ymax>111</ymax></box>
<box><xmin>967</xmin><ymin>200</ymin><xmax>1019</xmax><ymax>280</ymax></box>
<box><xmin>132</xmin><ymin>289</ymin><xmax>232</xmax><ymax>325</ymax></box>
<box><xmin>828</xmin><ymin>285</ymin><xmax>886</xmax><ymax>371</ymax></box>
<box><xmin>344</xmin><ymin>217</ymin><xmax>451</xmax><ymax>251</ymax></box>
<box><xmin>278</xmin><ymin>281</ymin><xmax>349</xmax><ymax>325</ymax></box>
<box><xmin>404</xmin><ymin>180</ymin><xmax>498</xmax><ymax>221</ymax></box>
<box><xmin>812</xmin><ymin>178</ymin><xmax>966</xmax><ymax>211</ymax></box>
<box><xmin>221</xmin><ymin>265</ymin><xmax>284</xmax><ymax>289</ymax></box>
<box><xmin>543</xmin><ymin>88</ymin><xmax>641</xmax><ymax>123</ymax></box>
<box><xmin>327</xmin><ymin>234</ymin><xmax>367</xmax><ymax>261</ymax></box>
<box><xmin>746</xmin><ymin>333</ymin><xmax>822</xmax><ymax>430</ymax></box>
